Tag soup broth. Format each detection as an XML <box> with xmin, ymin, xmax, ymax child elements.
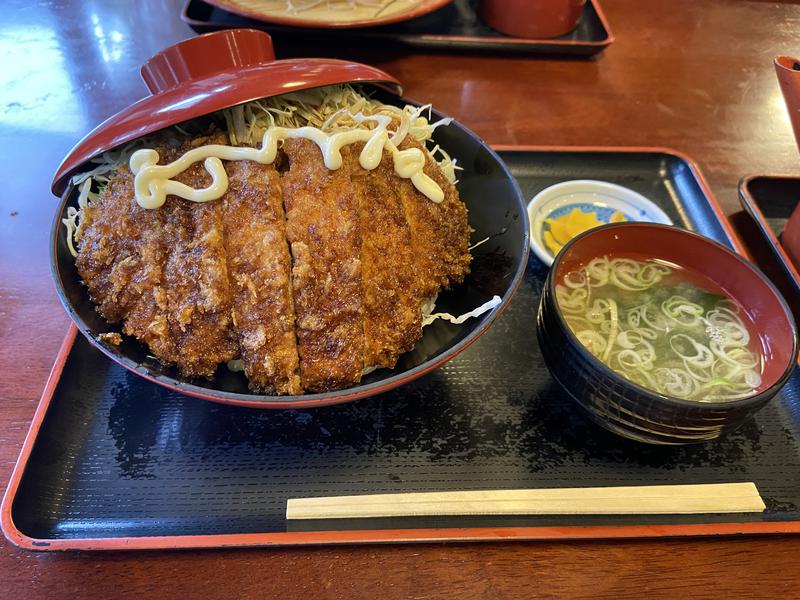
<box><xmin>555</xmin><ymin>255</ymin><xmax>764</xmax><ymax>402</ymax></box>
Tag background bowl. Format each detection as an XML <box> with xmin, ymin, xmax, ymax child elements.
<box><xmin>537</xmin><ymin>222</ymin><xmax>797</xmax><ymax>444</ymax></box>
<box><xmin>51</xmin><ymin>96</ymin><xmax>529</xmax><ymax>409</ymax></box>
<box><xmin>202</xmin><ymin>0</ymin><xmax>454</xmax><ymax>29</ymax></box>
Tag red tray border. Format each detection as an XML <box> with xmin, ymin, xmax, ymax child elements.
<box><xmin>4</xmin><ymin>145</ymin><xmax>799</xmax><ymax>552</ymax></box>
<box><xmin>181</xmin><ymin>0</ymin><xmax>615</xmax><ymax>51</ymax></box>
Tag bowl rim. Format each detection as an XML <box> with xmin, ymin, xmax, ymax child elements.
<box><xmin>202</xmin><ymin>0</ymin><xmax>454</xmax><ymax>29</ymax></box>
<box><xmin>49</xmin><ymin>98</ymin><xmax>530</xmax><ymax>409</ymax></box>
<box><xmin>527</xmin><ymin>179</ymin><xmax>673</xmax><ymax>266</ymax></box>
<box><xmin>546</xmin><ymin>221</ymin><xmax>798</xmax><ymax>409</ymax></box>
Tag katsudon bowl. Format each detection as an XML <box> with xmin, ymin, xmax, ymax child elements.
<box><xmin>49</xmin><ymin>29</ymin><xmax>529</xmax><ymax>408</ymax></box>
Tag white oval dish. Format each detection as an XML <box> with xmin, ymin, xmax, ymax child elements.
<box><xmin>527</xmin><ymin>179</ymin><xmax>673</xmax><ymax>266</ymax></box>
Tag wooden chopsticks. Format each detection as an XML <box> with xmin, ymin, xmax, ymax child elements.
<box><xmin>286</xmin><ymin>483</ymin><xmax>765</xmax><ymax>520</ymax></box>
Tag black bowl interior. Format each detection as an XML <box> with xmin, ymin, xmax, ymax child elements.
<box><xmin>51</xmin><ymin>93</ymin><xmax>529</xmax><ymax>405</ymax></box>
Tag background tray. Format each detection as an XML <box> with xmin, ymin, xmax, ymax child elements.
<box><xmin>738</xmin><ymin>175</ymin><xmax>800</xmax><ymax>311</ymax></box>
<box><xmin>5</xmin><ymin>147</ymin><xmax>800</xmax><ymax>552</ymax></box>
<box><xmin>182</xmin><ymin>0</ymin><xmax>614</xmax><ymax>56</ymax></box>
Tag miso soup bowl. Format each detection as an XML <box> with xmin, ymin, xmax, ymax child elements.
<box><xmin>537</xmin><ymin>222</ymin><xmax>798</xmax><ymax>445</ymax></box>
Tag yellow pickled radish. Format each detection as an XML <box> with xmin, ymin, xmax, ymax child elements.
<box><xmin>543</xmin><ymin>208</ymin><xmax>627</xmax><ymax>256</ymax></box>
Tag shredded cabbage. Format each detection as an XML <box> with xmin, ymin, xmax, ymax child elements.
<box><xmin>221</xmin><ymin>85</ymin><xmax>459</xmax><ymax>184</ymax></box>
<box><xmin>280</xmin><ymin>0</ymin><xmax>419</xmax><ymax>16</ymax></box>
<box><xmin>67</xmin><ymin>84</ymin><xmax>459</xmax><ymax>238</ymax></box>
<box><xmin>62</xmin><ymin>178</ymin><xmax>98</xmax><ymax>257</ymax></box>
<box><xmin>422</xmin><ymin>295</ymin><xmax>502</xmax><ymax>326</ymax></box>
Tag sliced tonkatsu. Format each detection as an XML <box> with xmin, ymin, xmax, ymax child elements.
<box><xmin>395</xmin><ymin>137</ymin><xmax>472</xmax><ymax>300</ymax></box>
<box><xmin>343</xmin><ymin>143</ymin><xmax>423</xmax><ymax>370</ymax></box>
<box><xmin>76</xmin><ymin>166</ymin><xmax>176</xmax><ymax>363</ymax></box>
<box><xmin>281</xmin><ymin>138</ymin><xmax>365</xmax><ymax>392</ymax></box>
<box><xmin>70</xmin><ymin>86</ymin><xmax>475</xmax><ymax>394</ymax></box>
<box><xmin>222</xmin><ymin>159</ymin><xmax>302</xmax><ymax>394</ymax></box>
<box><xmin>162</xmin><ymin>139</ymin><xmax>239</xmax><ymax>378</ymax></box>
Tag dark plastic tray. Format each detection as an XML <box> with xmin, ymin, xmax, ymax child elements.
<box><xmin>181</xmin><ymin>0</ymin><xmax>614</xmax><ymax>56</ymax></box>
<box><xmin>5</xmin><ymin>147</ymin><xmax>800</xmax><ymax>552</ymax></box>
<box><xmin>738</xmin><ymin>175</ymin><xmax>800</xmax><ymax>307</ymax></box>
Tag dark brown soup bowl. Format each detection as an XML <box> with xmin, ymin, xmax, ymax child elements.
<box><xmin>537</xmin><ymin>222</ymin><xmax>798</xmax><ymax>444</ymax></box>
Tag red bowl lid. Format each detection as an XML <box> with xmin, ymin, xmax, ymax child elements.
<box><xmin>51</xmin><ymin>29</ymin><xmax>402</xmax><ymax>195</ymax></box>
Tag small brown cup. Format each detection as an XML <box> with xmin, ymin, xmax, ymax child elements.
<box><xmin>479</xmin><ymin>0</ymin><xmax>587</xmax><ymax>39</ymax></box>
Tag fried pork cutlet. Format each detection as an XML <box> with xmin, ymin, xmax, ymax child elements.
<box><xmin>222</xmin><ymin>160</ymin><xmax>302</xmax><ymax>394</ymax></box>
<box><xmin>396</xmin><ymin>137</ymin><xmax>472</xmax><ymax>299</ymax></box>
<box><xmin>281</xmin><ymin>138</ymin><xmax>365</xmax><ymax>392</ymax></box>
<box><xmin>76</xmin><ymin>167</ymin><xmax>177</xmax><ymax>364</ymax></box>
<box><xmin>75</xmin><ymin>123</ymin><xmax>472</xmax><ymax>393</ymax></box>
<box><xmin>343</xmin><ymin>143</ymin><xmax>423</xmax><ymax>370</ymax></box>
<box><xmin>162</xmin><ymin>137</ymin><xmax>239</xmax><ymax>378</ymax></box>
<box><xmin>79</xmin><ymin>137</ymin><xmax>240</xmax><ymax>379</ymax></box>
<box><xmin>160</xmin><ymin>197</ymin><xmax>238</xmax><ymax>378</ymax></box>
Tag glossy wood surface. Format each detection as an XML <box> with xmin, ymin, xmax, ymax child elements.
<box><xmin>1</xmin><ymin>0</ymin><xmax>800</xmax><ymax>597</ymax></box>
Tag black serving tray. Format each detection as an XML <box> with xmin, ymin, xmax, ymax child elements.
<box><xmin>738</xmin><ymin>175</ymin><xmax>800</xmax><ymax>311</ymax></box>
<box><xmin>181</xmin><ymin>0</ymin><xmax>614</xmax><ymax>57</ymax></box>
<box><xmin>5</xmin><ymin>147</ymin><xmax>800</xmax><ymax>551</ymax></box>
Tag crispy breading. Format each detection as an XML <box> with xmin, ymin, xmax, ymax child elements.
<box><xmin>281</xmin><ymin>138</ymin><xmax>365</xmax><ymax>392</ymax></box>
<box><xmin>77</xmin><ymin>136</ymin><xmax>242</xmax><ymax>378</ymax></box>
<box><xmin>76</xmin><ymin>168</ymin><xmax>177</xmax><ymax>363</ymax></box>
<box><xmin>162</xmin><ymin>140</ymin><xmax>239</xmax><ymax>378</ymax></box>
<box><xmin>396</xmin><ymin>137</ymin><xmax>472</xmax><ymax>298</ymax></box>
<box><xmin>222</xmin><ymin>160</ymin><xmax>302</xmax><ymax>394</ymax></box>
<box><xmin>75</xmin><ymin>128</ymin><xmax>472</xmax><ymax>393</ymax></box>
<box><xmin>343</xmin><ymin>143</ymin><xmax>423</xmax><ymax>369</ymax></box>
<box><xmin>76</xmin><ymin>170</ymin><xmax>152</xmax><ymax>322</ymax></box>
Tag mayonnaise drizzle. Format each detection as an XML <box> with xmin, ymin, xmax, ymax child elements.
<box><xmin>130</xmin><ymin>113</ymin><xmax>444</xmax><ymax>209</ymax></box>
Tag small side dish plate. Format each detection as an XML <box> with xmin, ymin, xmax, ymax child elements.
<box><xmin>527</xmin><ymin>179</ymin><xmax>672</xmax><ymax>265</ymax></box>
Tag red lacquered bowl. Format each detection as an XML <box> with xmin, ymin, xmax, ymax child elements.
<box><xmin>537</xmin><ymin>223</ymin><xmax>797</xmax><ymax>444</ymax></box>
<box><xmin>49</xmin><ymin>30</ymin><xmax>529</xmax><ymax>409</ymax></box>
<box><xmin>203</xmin><ymin>0</ymin><xmax>453</xmax><ymax>29</ymax></box>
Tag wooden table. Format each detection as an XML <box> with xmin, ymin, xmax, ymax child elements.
<box><xmin>2</xmin><ymin>0</ymin><xmax>799</xmax><ymax>596</ymax></box>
